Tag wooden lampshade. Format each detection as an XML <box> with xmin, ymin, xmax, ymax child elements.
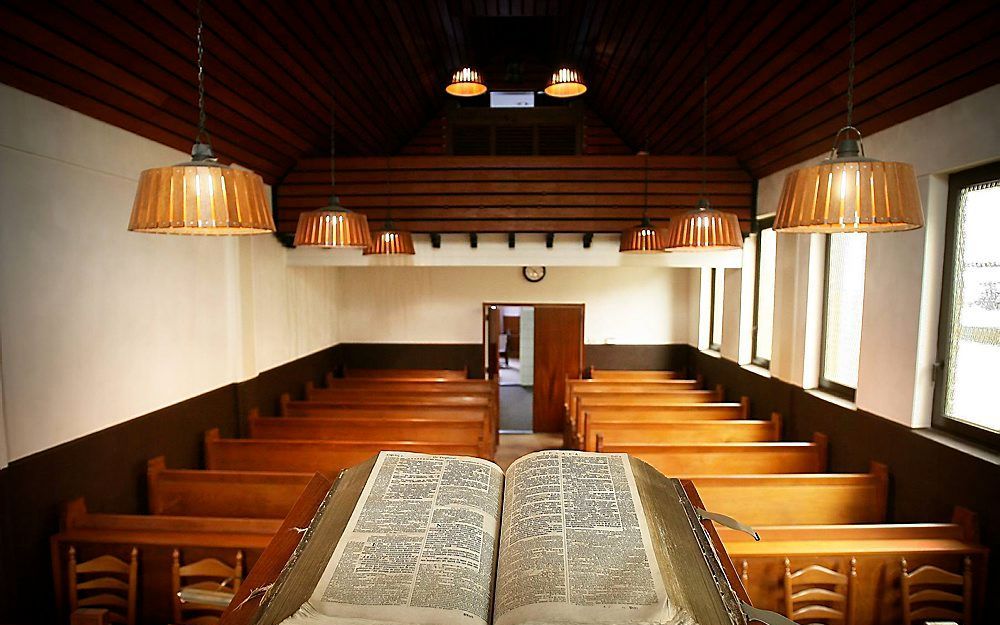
<box><xmin>128</xmin><ymin>145</ymin><xmax>274</xmax><ymax>235</ymax></box>
<box><xmin>446</xmin><ymin>67</ymin><xmax>487</xmax><ymax>97</ymax></box>
<box><xmin>774</xmin><ymin>136</ymin><xmax>923</xmax><ymax>233</ymax></box>
<box><xmin>293</xmin><ymin>198</ymin><xmax>371</xmax><ymax>248</ymax></box>
<box><xmin>544</xmin><ymin>67</ymin><xmax>587</xmax><ymax>98</ymax></box>
<box><xmin>620</xmin><ymin>218</ymin><xmax>669</xmax><ymax>253</ymax></box>
<box><xmin>364</xmin><ymin>227</ymin><xmax>416</xmax><ymax>255</ymax></box>
<box><xmin>664</xmin><ymin>201</ymin><xmax>743</xmax><ymax>251</ymax></box>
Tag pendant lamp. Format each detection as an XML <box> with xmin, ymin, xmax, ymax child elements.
<box><xmin>129</xmin><ymin>0</ymin><xmax>273</xmax><ymax>235</ymax></box>
<box><xmin>446</xmin><ymin>67</ymin><xmax>487</xmax><ymax>97</ymax></box>
<box><xmin>293</xmin><ymin>92</ymin><xmax>371</xmax><ymax>249</ymax></box>
<box><xmin>545</xmin><ymin>67</ymin><xmax>587</xmax><ymax>98</ymax></box>
<box><xmin>620</xmin><ymin>151</ymin><xmax>669</xmax><ymax>253</ymax></box>
<box><xmin>365</xmin><ymin>158</ymin><xmax>415</xmax><ymax>255</ymax></box>
<box><xmin>665</xmin><ymin>35</ymin><xmax>743</xmax><ymax>252</ymax></box>
<box><xmin>774</xmin><ymin>0</ymin><xmax>923</xmax><ymax>233</ymax></box>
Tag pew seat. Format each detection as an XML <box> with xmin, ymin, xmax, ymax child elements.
<box><xmin>147</xmin><ymin>457</ymin><xmax>311</xmax><ymax>519</ymax></box>
<box><xmin>581</xmin><ymin>403</ymin><xmax>762</xmax><ymax>450</ymax></box>
<box><xmin>602</xmin><ymin>434</ymin><xmax>828</xmax><ymax>474</ymax></box>
<box><xmin>204</xmin><ymin>429</ymin><xmax>487</xmax><ymax>475</ymax></box>
<box><xmin>690</xmin><ymin>462</ymin><xmax>888</xmax><ymax>526</ymax></box>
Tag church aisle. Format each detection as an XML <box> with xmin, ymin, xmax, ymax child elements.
<box><xmin>493</xmin><ymin>433</ymin><xmax>563</xmax><ymax>470</ymax></box>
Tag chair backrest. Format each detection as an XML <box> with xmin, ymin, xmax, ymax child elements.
<box><xmin>901</xmin><ymin>556</ymin><xmax>973</xmax><ymax>625</ymax></box>
<box><xmin>783</xmin><ymin>557</ymin><xmax>856</xmax><ymax>624</ymax></box>
<box><xmin>171</xmin><ymin>549</ymin><xmax>243</xmax><ymax>624</ymax></box>
<box><xmin>68</xmin><ymin>546</ymin><xmax>138</xmax><ymax>625</ymax></box>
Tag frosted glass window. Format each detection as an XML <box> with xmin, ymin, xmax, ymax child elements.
<box><xmin>821</xmin><ymin>234</ymin><xmax>867</xmax><ymax>395</ymax></box>
<box><xmin>939</xmin><ymin>179</ymin><xmax>1000</xmax><ymax>438</ymax></box>
<box><xmin>710</xmin><ymin>268</ymin><xmax>725</xmax><ymax>349</ymax></box>
<box><xmin>753</xmin><ymin>226</ymin><xmax>777</xmax><ymax>366</ymax></box>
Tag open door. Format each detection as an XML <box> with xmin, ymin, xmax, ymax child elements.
<box><xmin>532</xmin><ymin>304</ymin><xmax>584</xmax><ymax>432</ymax></box>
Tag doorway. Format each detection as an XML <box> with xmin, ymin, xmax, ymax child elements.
<box><xmin>483</xmin><ymin>303</ymin><xmax>584</xmax><ymax>433</ymax></box>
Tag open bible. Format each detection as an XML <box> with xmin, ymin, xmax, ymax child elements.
<box><xmin>250</xmin><ymin>450</ymin><xmax>761</xmax><ymax>625</ymax></box>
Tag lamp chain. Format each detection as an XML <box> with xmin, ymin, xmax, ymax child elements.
<box><xmin>700</xmin><ymin>2</ymin><xmax>709</xmax><ymax>204</ymax></box>
<box><xmin>329</xmin><ymin>86</ymin><xmax>336</xmax><ymax>197</ymax></box>
<box><xmin>642</xmin><ymin>143</ymin><xmax>649</xmax><ymax>221</ymax></box>
<box><xmin>846</xmin><ymin>0</ymin><xmax>856</xmax><ymax>127</ymax></box>
<box><xmin>385</xmin><ymin>156</ymin><xmax>392</xmax><ymax>225</ymax></box>
<box><xmin>195</xmin><ymin>0</ymin><xmax>210</xmax><ymax>147</ymax></box>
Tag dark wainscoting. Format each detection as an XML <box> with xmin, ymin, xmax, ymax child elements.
<box><xmin>333</xmin><ymin>343</ymin><xmax>484</xmax><ymax>378</ymax></box>
<box><xmin>0</xmin><ymin>344</ymin><xmax>340</xmax><ymax>623</ymax></box>
<box><xmin>584</xmin><ymin>344</ymin><xmax>691</xmax><ymax>374</ymax></box>
<box><xmin>691</xmin><ymin>348</ymin><xmax>1000</xmax><ymax>621</ymax></box>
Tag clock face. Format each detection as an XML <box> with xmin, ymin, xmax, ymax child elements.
<box><xmin>523</xmin><ymin>266</ymin><xmax>546</xmax><ymax>282</ymax></box>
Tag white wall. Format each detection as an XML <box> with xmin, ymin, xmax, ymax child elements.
<box><xmin>0</xmin><ymin>86</ymin><xmax>340</xmax><ymax>463</ymax></box>
<box><xmin>708</xmin><ymin>85</ymin><xmax>1000</xmax><ymax>427</ymax></box>
<box><xmin>519</xmin><ymin>307</ymin><xmax>535</xmax><ymax>385</ymax></box>
<box><xmin>336</xmin><ymin>266</ymin><xmax>693</xmax><ymax>345</ymax></box>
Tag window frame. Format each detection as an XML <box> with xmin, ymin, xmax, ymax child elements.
<box><xmin>751</xmin><ymin>217</ymin><xmax>776</xmax><ymax>368</ymax></box>
<box><xmin>933</xmin><ymin>161</ymin><xmax>1000</xmax><ymax>449</ymax></box>
<box><xmin>708</xmin><ymin>268</ymin><xmax>723</xmax><ymax>351</ymax></box>
<box><xmin>818</xmin><ymin>234</ymin><xmax>865</xmax><ymax>402</ymax></box>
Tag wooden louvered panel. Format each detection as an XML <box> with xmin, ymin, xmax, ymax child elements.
<box><xmin>275</xmin><ymin>155</ymin><xmax>752</xmax><ymax>238</ymax></box>
<box><xmin>494</xmin><ymin>125</ymin><xmax>534</xmax><ymax>155</ymax></box>
<box><xmin>451</xmin><ymin>125</ymin><xmax>491</xmax><ymax>155</ymax></box>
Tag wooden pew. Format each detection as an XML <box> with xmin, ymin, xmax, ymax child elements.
<box><xmin>689</xmin><ymin>462</ymin><xmax>888</xmax><ymax>526</ymax></box>
<box><xmin>569</xmin><ymin>391</ymin><xmax>739</xmax><ymax>448</ymax></box>
<box><xmin>598</xmin><ymin>433</ymin><xmax>829</xmax><ymax>475</ymax></box>
<box><xmin>147</xmin><ymin>456</ymin><xmax>311</xmax><ymax>519</ymax></box>
<box><xmin>311</xmin><ymin>377</ymin><xmax>500</xmax><ymax>448</ymax></box>
<box><xmin>248</xmin><ymin>414</ymin><xmax>488</xmax><ymax>456</ymax></box>
<box><xmin>279</xmin><ymin>397</ymin><xmax>495</xmax><ymax>456</ymax></box>
<box><xmin>585</xmin><ymin>411</ymin><xmax>779</xmax><ymax>451</ymax></box>
<box><xmin>718</xmin><ymin>509</ymin><xmax>989</xmax><ymax>625</ymax></box>
<box><xmin>586</xmin><ymin>367</ymin><xmax>681</xmax><ymax>380</ymax></box>
<box><xmin>204</xmin><ymin>429</ymin><xmax>486</xmax><ymax>475</ymax></box>
<box><xmin>342</xmin><ymin>366</ymin><xmax>468</xmax><ymax>380</ymax></box>
<box><xmin>50</xmin><ymin>491</ymin><xmax>294</xmax><ymax>624</ymax></box>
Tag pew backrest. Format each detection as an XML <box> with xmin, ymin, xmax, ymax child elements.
<box><xmin>248</xmin><ymin>415</ymin><xmax>487</xmax><ymax>455</ymax></box>
<box><xmin>147</xmin><ymin>456</ymin><xmax>311</xmax><ymax>519</ymax></box>
<box><xmin>342</xmin><ymin>367</ymin><xmax>468</xmax><ymax>380</ymax></box>
<box><xmin>602</xmin><ymin>433</ymin><xmax>829</xmax><ymax>474</ymax></box>
<box><xmin>204</xmin><ymin>429</ymin><xmax>486</xmax><ymax>475</ymax></box>
<box><xmin>689</xmin><ymin>462</ymin><xmax>888</xmax><ymax>526</ymax></box>
<box><xmin>587</xmin><ymin>368</ymin><xmax>682</xmax><ymax>380</ymax></box>
<box><xmin>584</xmin><ymin>412</ymin><xmax>781</xmax><ymax>450</ymax></box>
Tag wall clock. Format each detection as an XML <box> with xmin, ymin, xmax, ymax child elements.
<box><xmin>523</xmin><ymin>266</ymin><xmax>546</xmax><ymax>283</ymax></box>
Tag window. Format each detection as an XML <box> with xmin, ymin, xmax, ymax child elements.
<box><xmin>709</xmin><ymin>268</ymin><xmax>725</xmax><ymax>350</ymax></box>
<box><xmin>820</xmin><ymin>233</ymin><xmax>868</xmax><ymax>400</ymax></box>
<box><xmin>935</xmin><ymin>162</ymin><xmax>1000</xmax><ymax>448</ymax></box>
<box><xmin>752</xmin><ymin>218</ymin><xmax>777</xmax><ymax>367</ymax></box>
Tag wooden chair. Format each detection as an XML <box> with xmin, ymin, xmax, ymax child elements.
<box><xmin>172</xmin><ymin>549</ymin><xmax>243</xmax><ymax>624</ymax></box>
<box><xmin>901</xmin><ymin>556</ymin><xmax>973</xmax><ymax>625</ymax></box>
<box><xmin>783</xmin><ymin>557</ymin><xmax>856</xmax><ymax>624</ymax></box>
<box><xmin>67</xmin><ymin>546</ymin><xmax>138</xmax><ymax>625</ymax></box>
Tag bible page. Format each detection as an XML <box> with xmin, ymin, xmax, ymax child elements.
<box><xmin>492</xmin><ymin>450</ymin><xmax>693</xmax><ymax>625</ymax></box>
<box><xmin>282</xmin><ymin>451</ymin><xmax>504</xmax><ymax>625</ymax></box>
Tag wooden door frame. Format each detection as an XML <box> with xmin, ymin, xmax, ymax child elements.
<box><xmin>481</xmin><ymin>303</ymin><xmax>586</xmax><ymax>380</ymax></box>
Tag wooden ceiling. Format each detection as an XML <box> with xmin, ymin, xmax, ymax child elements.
<box><xmin>1</xmin><ymin>0</ymin><xmax>996</xmax><ymax>184</ymax></box>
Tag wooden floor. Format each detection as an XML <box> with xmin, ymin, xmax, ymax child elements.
<box><xmin>494</xmin><ymin>432</ymin><xmax>564</xmax><ymax>470</ymax></box>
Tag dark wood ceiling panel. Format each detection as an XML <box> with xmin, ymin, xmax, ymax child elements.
<box><xmin>0</xmin><ymin>0</ymin><xmax>995</xmax><ymax>188</ymax></box>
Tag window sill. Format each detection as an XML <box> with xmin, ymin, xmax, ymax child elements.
<box><xmin>700</xmin><ymin>348</ymin><xmax>722</xmax><ymax>359</ymax></box>
<box><xmin>805</xmin><ymin>388</ymin><xmax>857</xmax><ymax>411</ymax></box>
<box><xmin>913</xmin><ymin>429</ymin><xmax>1000</xmax><ymax>466</ymax></box>
<box><xmin>742</xmin><ymin>363</ymin><xmax>771</xmax><ymax>379</ymax></box>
